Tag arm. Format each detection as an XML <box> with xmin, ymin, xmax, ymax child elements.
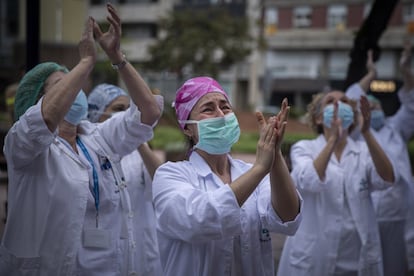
<box><xmin>268</xmin><ymin>98</ymin><xmax>300</xmax><ymax>222</ymax></box>
<box><xmin>42</xmin><ymin>17</ymin><xmax>96</xmax><ymax>132</ymax></box>
<box><xmin>93</xmin><ymin>3</ymin><xmax>160</xmax><ymax>126</ymax></box>
<box><xmin>345</xmin><ymin>49</ymin><xmax>377</xmax><ymax>101</ymax></box>
<box><xmin>401</xmin><ymin>40</ymin><xmax>414</xmax><ymax>92</ymax></box>
<box><xmin>360</xmin><ymin>96</ymin><xmax>395</xmax><ymax>182</ymax></box>
<box><xmin>228</xmin><ymin>112</ymin><xmax>276</xmax><ymax>207</ymax></box>
<box><xmin>313</xmin><ymin>101</ymin><xmax>342</xmax><ymax>181</ymax></box>
<box><xmin>358</xmin><ymin>49</ymin><xmax>377</xmax><ymax>92</ymax></box>
<box><xmin>137</xmin><ymin>143</ymin><xmax>163</xmax><ymax>179</ymax></box>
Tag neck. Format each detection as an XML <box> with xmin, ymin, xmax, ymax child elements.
<box><xmin>58</xmin><ymin>121</ymin><xmax>78</xmax><ymax>153</ymax></box>
<box><xmin>196</xmin><ymin>150</ymin><xmax>231</xmax><ymax>181</ymax></box>
<box><xmin>324</xmin><ymin>129</ymin><xmax>348</xmax><ymax>161</ymax></box>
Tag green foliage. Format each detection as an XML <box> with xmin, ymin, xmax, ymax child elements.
<box><xmin>144</xmin><ymin>8</ymin><xmax>252</xmax><ymax>78</ymax></box>
<box><xmin>151</xmin><ymin>126</ymin><xmax>186</xmax><ymax>150</ymax></box>
<box><xmin>91</xmin><ymin>61</ymin><xmax>118</xmax><ymax>87</ymax></box>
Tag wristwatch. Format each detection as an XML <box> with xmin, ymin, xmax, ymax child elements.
<box><xmin>111</xmin><ymin>54</ymin><xmax>127</xmax><ymax>70</ymax></box>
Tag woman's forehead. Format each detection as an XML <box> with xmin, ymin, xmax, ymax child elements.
<box><xmin>194</xmin><ymin>92</ymin><xmax>228</xmax><ymax>106</ymax></box>
<box><xmin>323</xmin><ymin>91</ymin><xmax>346</xmax><ymax>101</ymax></box>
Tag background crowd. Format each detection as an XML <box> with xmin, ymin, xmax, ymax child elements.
<box><xmin>0</xmin><ymin>3</ymin><xmax>413</xmax><ymax>276</ymax></box>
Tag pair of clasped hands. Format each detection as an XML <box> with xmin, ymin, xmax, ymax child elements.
<box><xmin>78</xmin><ymin>3</ymin><xmax>125</xmax><ymax>70</ymax></box>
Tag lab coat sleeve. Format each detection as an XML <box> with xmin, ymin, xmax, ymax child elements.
<box><xmin>256</xmin><ymin>175</ymin><xmax>302</xmax><ymax>236</ymax></box>
<box><xmin>4</xmin><ymin>99</ymin><xmax>56</xmax><ymax>169</ymax></box>
<box><xmin>152</xmin><ymin>162</ymin><xmax>242</xmax><ymax>242</ymax></box>
<box><xmin>345</xmin><ymin>82</ymin><xmax>365</xmax><ymax>102</ymax></box>
<box><xmin>405</xmin><ymin>177</ymin><xmax>414</xmax><ymax>270</ymax></box>
<box><xmin>390</xmin><ymin>87</ymin><xmax>414</xmax><ymax>141</ymax></box>
<box><xmin>364</xmin><ymin>144</ymin><xmax>398</xmax><ymax>191</ymax></box>
<box><xmin>95</xmin><ymin>99</ymin><xmax>156</xmax><ymax>157</ymax></box>
<box><xmin>289</xmin><ymin>140</ymin><xmax>327</xmax><ymax>193</ymax></box>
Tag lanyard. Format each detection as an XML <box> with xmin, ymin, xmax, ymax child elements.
<box><xmin>76</xmin><ymin>137</ymin><xmax>100</xmax><ymax>227</ymax></box>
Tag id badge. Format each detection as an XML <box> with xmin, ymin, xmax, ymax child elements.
<box><xmin>83</xmin><ymin>228</ymin><xmax>111</xmax><ymax>249</ymax></box>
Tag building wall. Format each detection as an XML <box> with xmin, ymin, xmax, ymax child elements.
<box><xmin>261</xmin><ymin>0</ymin><xmax>408</xmax><ymax>112</ymax></box>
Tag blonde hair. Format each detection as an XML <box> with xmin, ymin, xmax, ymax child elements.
<box><xmin>306</xmin><ymin>91</ymin><xmax>358</xmax><ymax>134</ymax></box>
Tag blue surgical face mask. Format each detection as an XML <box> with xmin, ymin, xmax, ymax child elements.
<box><xmin>65</xmin><ymin>90</ymin><xmax>88</xmax><ymax>125</ymax></box>
<box><xmin>180</xmin><ymin>112</ymin><xmax>241</xmax><ymax>155</ymax></box>
<box><xmin>323</xmin><ymin>101</ymin><xmax>354</xmax><ymax>130</ymax></box>
<box><xmin>370</xmin><ymin>109</ymin><xmax>385</xmax><ymax>130</ymax></box>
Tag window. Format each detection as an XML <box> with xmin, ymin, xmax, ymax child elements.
<box><xmin>403</xmin><ymin>3</ymin><xmax>414</xmax><ymax>23</ymax></box>
<box><xmin>123</xmin><ymin>23</ymin><xmax>157</xmax><ymax>39</ymax></box>
<box><xmin>327</xmin><ymin>5</ymin><xmax>347</xmax><ymax>29</ymax></box>
<box><xmin>265</xmin><ymin>7</ymin><xmax>278</xmax><ymax>35</ymax></box>
<box><xmin>293</xmin><ymin>6</ymin><xmax>312</xmax><ymax>28</ymax></box>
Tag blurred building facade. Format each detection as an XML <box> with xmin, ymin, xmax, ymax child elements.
<box><xmin>261</xmin><ymin>0</ymin><xmax>411</xmax><ymax>114</ymax></box>
<box><xmin>0</xmin><ymin>0</ymin><xmax>412</xmax><ymax>112</ymax></box>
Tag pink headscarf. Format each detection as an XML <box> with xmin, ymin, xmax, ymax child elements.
<box><xmin>173</xmin><ymin>76</ymin><xmax>229</xmax><ymax>129</ymax></box>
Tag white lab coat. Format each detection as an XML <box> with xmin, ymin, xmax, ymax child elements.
<box><xmin>347</xmin><ymin>84</ymin><xmax>414</xmax><ymax>272</ymax></box>
<box><xmin>346</xmin><ymin>84</ymin><xmax>414</xmax><ymax>222</ymax></box>
<box><xmin>152</xmin><ymin>151</ymin><xmax>302</xmax><ymax>276</ymax></box>
<box><xmin>0</xmin><ymin>99</ymin><xmax>154</xmax><ymax>276</ymax></box>
<box><xmin>120</xmin><ymin>151</ymin><xmax>163</xmax><ymax>275</ymax></box>
<box><xmin>277</xmin><ymin>135</ymin><xmax>395</xmax><ymax>276</ymax></box>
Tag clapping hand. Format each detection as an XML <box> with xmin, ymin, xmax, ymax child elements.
<box><xmin>254</xmin><ymin>98</ymin><xmax>290</xmax><ymax>172</ymax></box>
<box><xmin>93</xmin><ymin>3</ymin><xmax>123</xmax><ymax>63</ymax></box>
<box><xmin>360</xmin><ymin>96</ymin><xmax>371</xmax><ymax>133</ymax></box>
<box><xmin>78</xmin><ymin>17</ymin><xmax>97</xmax><ymax>65</ymax></box>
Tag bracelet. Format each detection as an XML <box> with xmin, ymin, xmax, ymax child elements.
<box><xmin>111</xmin><ymin>54</ymin><xmax>128</xmax><ymax>70</ymax></box>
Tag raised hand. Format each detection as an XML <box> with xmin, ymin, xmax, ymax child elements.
<box><xmin>78</xmin><ymin>17</ymin><xmax>97</xmax><ymax>64</ymax></box>
<box><xmin>366</xmin><ymin>49</ymin><xmax>377</xmax><ymax>75</ymax></box>
<box><xmin>254</xmin><ymin>112</ymin><xmax>276</xmax><ymax>173</ymax></box>
<box><xmin>360</xmin><ymin>96</ymin><xmax>371</xmax><ymax>133</ymax></box>
<box><xmin>93</xmin><ymin>3</ymin><xmax>123</xmax><ymax>62</ymax></box>
<box><xmin>331</xmin><ymin>101</ymin><xmax>344</xmax><ymax>142</ymax></box>
<box><xmin>273</xmin><ymin>98</ymin><xmax>289</xmax><ymax>152</ymax></box>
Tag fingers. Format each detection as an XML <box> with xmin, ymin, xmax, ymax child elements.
<box><xmin>82</xmin><ymin>17</ymin><xmax>94</xmax><ymax>40</ymax></box>
<box><xmin>106</xmin><ymin>3</ymin><xmax>121</xmax><ymax>35</ymax></box>
<box><xmin>255</xmin><ymin>111</ymin><xmax>266</xmax><ymax>130</ymax></box>
<box><xmin>333</xmin><ymin>101</ymin><xmax>338</xmax><ymax>121</ymax></box>
<box><xmin>92</xmin><ymin>17</ymin><xmax>102</xmax><ymax>40</ymax></box>
<box><xmin>264</xmin><ymin>119</ymin><xmax>276</xmax><ymax>146</ymax></box>
<box><xmin>107</xmin><ymin>3</ymin><xmax>121</xmax><ymax>23</ymax></box>
<box><xmin>360</xmin><ymin>96</ymin><xmax>370</xmax><ymax>117</ymax></box>
<box><xmin>367</xmin><ymin>49</ymin><xmax>373</xmax><ymax>61</ymax></box>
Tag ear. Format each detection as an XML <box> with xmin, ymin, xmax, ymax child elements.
<box><xmin>315</xmin><ymin>113</ymin><xmax>323</xmax><ymax>126</ymax></box>
<box><xmin>183</xmin><ymin>125</ymin><xmax>193</xmax><ymax>138</ymax></box>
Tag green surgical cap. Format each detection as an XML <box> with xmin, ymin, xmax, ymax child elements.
<box><xmin>14</xmin><ymin>62</ymin><xmax>68</xmax><ymax>121</ymax></box>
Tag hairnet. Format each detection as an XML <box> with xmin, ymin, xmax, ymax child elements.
<box><xmin>367</xmin><ymin>94</ymin><xmax>381</xmax><ymax>105</ymax></box>
<box><xmin>173</xmin><ymin>76</ymin><xmax>228</xmax><ymax>129</ymax></box>
<box><xmin>87</xmin><ymin>83</ymin><xmax>128</xmax><ymax>123</ymax></box>
<box><xmin>14</xmin><ymin>62</ymin><xmax>68</xmax><ymax>121</ymax></box>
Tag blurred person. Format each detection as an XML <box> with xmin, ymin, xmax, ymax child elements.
<box><xmin>152</xmin><ymin>76</ymin><xmax>302</xmax><ymax>276</ymax></box>
<box><xmin>87</xmin><ymin>83</ymin><xmax>164</xmax><ymax>275</ymax></box>
<box><xmin>0</xmin><ymin>4</ymin><xmax>162</xmax><ymax>275</ymax></box>
<box><xmin>277</xmin><ymin>90</ymin><xmax>396</xmax><ymax>276</ymax></box>
<box><xmin>346</xmin><ymin>45</ymin><xmax>414</xmax><ymax>276</ymax></box>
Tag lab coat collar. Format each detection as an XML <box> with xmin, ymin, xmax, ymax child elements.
<box><xmin>189</xmin><ymin>151</ymin><xmax>234</xmax><ymax>178</ymax></box>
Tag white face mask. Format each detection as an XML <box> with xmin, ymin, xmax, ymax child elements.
<box><xmin>64</xmin><ymin>90</ymin><xmax>88</xmax><ymax>125</ymax></box>
<box><xmin>180</xmin><ymin>113</ymin><xmax>241</xmax><ymax>155</ymax></box>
